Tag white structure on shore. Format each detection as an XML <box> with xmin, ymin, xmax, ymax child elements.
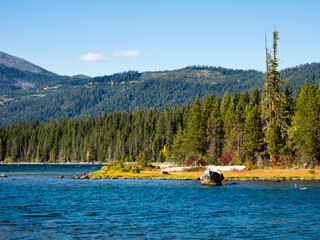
<box><xmin>155</xmin><ymin>164</ymin><xmax>246</xmax><ymax>172</ymax></box>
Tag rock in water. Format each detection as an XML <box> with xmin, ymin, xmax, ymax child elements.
<box><xmin>200</xmin><ymin>170</ymin><xmax>226</xmax><ymax>186</ymax></box>
<box><xmin>71</xmin><ymin>172</ymin><xmax>89</xmax><ymax>179</ymax></box>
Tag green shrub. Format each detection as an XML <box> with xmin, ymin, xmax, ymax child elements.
<box><xmin>130</xmin><ymin>166</ymin><xmax>140</xmax><ymax>173</ymax></box>
<box><xmin>108</xmin><ymin>160</ymin><xmax>123</xmax><ymax>171</ymax></box>
<box><xmin>105</xmin><ymin>162</ymin><xmax>141</xmax><ymax>174</ymax></box>
<box><xmin>2</xmin><ymin>157</ymin><xmax>13</xmax><ymax>163</ymax></box>
<box><xmin>244</xmin><ymin>161</ymin><xmax>258</xmax><ymax>170</ymax></box>
<box><xmin>136</xmin><ymin>152</ymin><xmax>149</xmax><ymax>167</ymax></box>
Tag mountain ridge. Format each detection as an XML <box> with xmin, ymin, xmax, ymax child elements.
<box><xmin>0</xmin><ymin>52</ymin><xmax>320</xmax><ymax>125</ymax></box>
<box><xmin>0</xmin><ymin>52</ymin><xmax>49</xmax><ymax>74</ymax></box>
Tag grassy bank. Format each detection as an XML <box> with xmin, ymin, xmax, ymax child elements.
<box><xmin>88</xmin><ymin>167</ymin><xmax>320</xmax><ymax>180</ymax></box>
<box><xmin>224</xmin><ymin>168</ymin><xmax>320</xmax><ymax>180</ymax></box>
<box><xmin>88</xmin><ymin>169</ymin><xmax>203</xmax><ymax>180</ymax></box>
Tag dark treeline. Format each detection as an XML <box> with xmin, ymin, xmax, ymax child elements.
<box><xmin>0</xmin><ymin>81</ymin><xmax>319</xmax><ymax>167</ymax></box>
<box><xmin>1</xmin><ymin>30</ymin><xmax>320</xmax><ymax>166</ymax></box>
<box><xmin>0</xmin><ymin>105</ymin><xmax>190</xmax><ymax>163</ymax></box>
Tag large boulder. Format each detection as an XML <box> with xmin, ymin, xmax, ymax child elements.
<box><xmin>200</xmin><ymin>170</ymin><xmax>226</xmax><ymax>186</ymax></box>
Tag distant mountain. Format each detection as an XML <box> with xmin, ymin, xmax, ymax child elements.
<box><xmin>0</xmin><ymin>52</ymin><xmax>47</xmax><ymax>74</ymax></box>
<box><xmin>0</xmin><ymin>52</ymin><xmax>320</xmax><ymax>125</ymax></box>
<box><xmin>0</xmin><ymin>52</ymin><xmax>60</xmax><ymax>94</ymax></box>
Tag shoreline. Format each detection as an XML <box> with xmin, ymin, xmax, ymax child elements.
<box><xmin>86</xmin><ymin>176</ymin><xmax>320</xmax><ymax>181</ymax></box>
<box><xmin>86</xmin><ymin>168</ymin><xmax>320</xmax><ymax>181</ymax></box>
<box><xmin>1</xmin><ymin>164</ymin><xmax>319</xmax><ymax>181</ymax></box>
<box><xmin>0</xmin><ymin>162</ymin><xmax>105</xmax><ymax>165</ymax></box>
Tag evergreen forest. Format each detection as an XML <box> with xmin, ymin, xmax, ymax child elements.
<box><xmin>1</xmin><ymin>31</ymin><xmax>320</xmax><ymax>167</ymax></box>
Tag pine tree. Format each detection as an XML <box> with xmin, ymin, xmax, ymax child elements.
<box><xmin>207</xmin><ymin>100</ymin><xmax>224</xmax><ymax>163</ymax></box>
<box><xmin>261</xmin><ymin>30</ymin><xmax>287</xmax><ymax>161</ymax></box>
<box><xmin>223</xmin><ymin>95</ymin><xmax>237</xmax><ymax>135</ymax></box>
<box><xmin>249</xmin><ymin>87</ymin><xmax>260</xmax><ymax>108</ymax></box>
<box><xmin>223</xmin><ymin>96</ymin><xmax>245</xmax><ymax>163</ymax></box>
<box><xmin>185</xmin><ymin>97</ymin><xmax>202</xmax><ymax>155</ymax></box>
<box><xmin>168</xmin><ymin>125</ymin><xmax>187</xmax><ymax>163</ymax></box>
<box><xmin>292</xmin><ymin>82</ymin><xmax>320</xmax><ymax>166</ymax></box>
<box><xmin>243</xmin><ymin>105</ymin><xmax>264</xmax><ymax>162</ymax></box>
<box><xmin>0</xmin><ymin>137</ymin><xmax>5</xmax><ymax>162</ymax></box>
<box><xmin>239</xmin><ymin>91</ymin><xmax>250</xmax><ymax>110</ymax></box>
<box><xmin>198</xmin><ymin>94</ymin><xmax>214</xmax><ymax>155</ymax></box>
<box><xmin>280</xmin><ymin>82</ymin><xmax>295</xmax><ymax>157</ymax></box>
<box><xmin>220</xmin><ymin>92</ymin><xmax>230</xmax><ymax>119</ymax></box>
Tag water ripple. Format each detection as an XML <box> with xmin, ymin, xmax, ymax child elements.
<box><xmin>0</xmin><ymin>165</ymin><xmax>320</xmax><ymax>239</ymax></box>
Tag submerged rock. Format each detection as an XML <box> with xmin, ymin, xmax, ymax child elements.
<box><xmin>200</xmin><ymin>170</ymin><xmax>226</xmax><ymax>186</ymax></box>
<box><xmin>72</xmin><ymin>172</ymin><xmax>89</xmax><ymax>179</ymax></box>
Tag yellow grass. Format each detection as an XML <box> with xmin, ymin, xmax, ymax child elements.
<box><xmin>89</xmin><ymin>169</ymin><xmax>203</xmax><ymax>180</ymax></box>
<box><xmin>224</xmin><ymin>168</ymin><xmax>320</xmax><ymax>180</ymax></box>
<box><xmin>89</xmin><ymin>168</ymin><xmax>320</xmax><ymax>180</ymax></box>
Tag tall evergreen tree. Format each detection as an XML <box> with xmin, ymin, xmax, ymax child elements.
<box><xmin>249</xmin><ymin>87</ymin><xmax>260</xmax><ymax>108</ymax></box>
<box><xmin>220</xmin><ymin>92</ymin><xmax>230</xmax><ymax>119</ymax></box>
<box><xmin>207</xmin><ymin>100</ymin><xmax>224</xmax><ymax>163</ymax></box>
<box><xmin>168</xmin><ymin>125</ymin><xmax>187</xmax><ymax>163</ymax></box>
<box><xmin>261</xmin><ymin>30</ymin><xmax>288</xmax><ymax>161</ymax></box>
<box><xmin>198</xmin><ymin>94</ymin><xmax>214</xmax><ymax>155</ymax></box>
<box><xmin>185</xmin><ymin>97</ymin><xmax>202</xmax><ymax>156</ymax></box>
<box><xmin>243</xmin><ymin>105</ymin><xmax>264</xmax><ymax>162</ymax></box>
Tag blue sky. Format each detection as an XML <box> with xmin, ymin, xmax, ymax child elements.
<box><xmin>1</xmin><ymin>0</ymin><xmax>319</xmax><ymax>76</ymax></box>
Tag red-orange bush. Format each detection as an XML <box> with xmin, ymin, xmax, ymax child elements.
<box><xmin>220</xmin><ymin>151</ymin><xmax>232</xmax><ymax>165</ymax></box>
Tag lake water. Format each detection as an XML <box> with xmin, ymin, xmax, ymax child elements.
<box><xmin>0</xmin><ymin>164</ymin><xmax>319</xmax><ymax>239</ymax></box>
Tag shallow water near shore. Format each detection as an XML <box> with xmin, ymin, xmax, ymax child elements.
<box><xmin>0</xmin><ymin>164</ymin><xmax>319</xmax><ymax>239</ymax></box>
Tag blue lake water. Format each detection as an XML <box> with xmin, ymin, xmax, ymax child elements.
<box><xmin>0</xmin><ymin>164</ymin><xmax>319</xmax><ymax>239</ymax></box>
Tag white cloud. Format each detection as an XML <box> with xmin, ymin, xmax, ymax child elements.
<box><xmin>77</xmin><ymin>50</ymin><xmax>141</xmax><ymax>63</ymax></box>
<box><xmin>111</xmin><ymin>50</ymin><xmax>141</xmax><ymax>59</ymax></box>
<box><xmin>77</xmin><ymin>52</ymin><xmax>108</xmax><ymax>62</ymax></box>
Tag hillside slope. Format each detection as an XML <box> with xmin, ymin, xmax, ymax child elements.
<box><xmin>0</xmin><ymin>52</ymin><xmax>320</xmax><ymax>125</ymax></box>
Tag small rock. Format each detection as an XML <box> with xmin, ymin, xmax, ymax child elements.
<box><xmin>58</xmin><ymin>175</ymin><xmax>64</xmax><ymax>178</ymax></box>
<box><xmin>72</xmin><ymin>172</ymin><xmax>89</xmax><ymax>179</ymax></box>
<box><xmin>160</xmin><ymin>170</ymin><xmax>168</xmax><ymax>174</ymax></box>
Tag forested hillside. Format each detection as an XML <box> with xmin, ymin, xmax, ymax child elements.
<box><xmin>1</xmin><ymin>82</ymin><xmax>319</xmax><ymax>167</ymax></box>
<box><xmin>1</xmin><ymin>51</ymin><xmax>320</xmax><ymax>125</ymax></box>
<box><xmin>2</xmin><ymin>30</ymin><xmax>319</xmax><ymax>167</ymax></box>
